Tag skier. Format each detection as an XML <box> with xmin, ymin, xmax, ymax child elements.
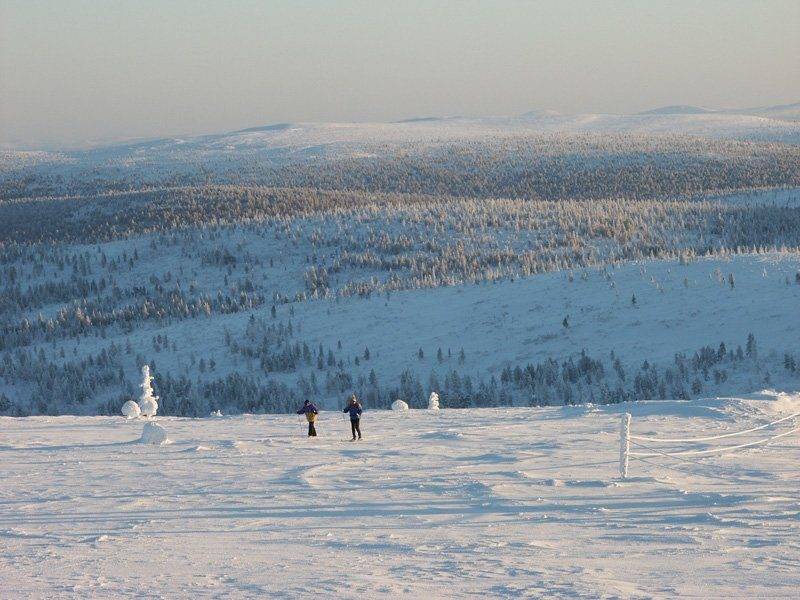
<box><xmin>343</xmin><ymin>394</ymin><xmax>363</xmax><ymax>441</ymax></box>
<box><xmin>296</xmin><ymin>399</ymin><xmax>319</xmax><ymax>437</ymax></box>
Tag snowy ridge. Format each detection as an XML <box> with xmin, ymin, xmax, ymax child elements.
<box><xmin>2</xmin><ymin>109</ymin><xmax>799</xmax><ymax>170</ymax></box>
<box><xmin>639</xmin><ymin>105</ymin><xmax>717</xmax><ymax>115</ymax></box>
<box><xmin>2</xmin><ymin>110</ymin><xmax>797</xmax><ymax>201</ymax></box>
<box><xmin>9</xmin><ymin>106</ymin><xmax>800</xmax><ymax>153</ymax></box>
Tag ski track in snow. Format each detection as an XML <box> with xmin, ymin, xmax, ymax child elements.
<box><xmin>1</xmin><ymin>396</ymin><xmax>799</xmax><ymax>598</ymax></box>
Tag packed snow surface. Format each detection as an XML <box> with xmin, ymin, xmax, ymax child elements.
<box><xmin>2</xmin><ymin>393</ymin><xmax>799</xmax><ymax>598</ymax></box>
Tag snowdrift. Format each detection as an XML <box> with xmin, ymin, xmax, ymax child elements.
<box><xmin>391</xmin><ymin>399</ymin><xmax>409</xmax><ymax>411</ymax></box>
<box><xmin>140</xmin><ymin>422</ymin><xmax>169</xmax><ymax>445</ymax></box>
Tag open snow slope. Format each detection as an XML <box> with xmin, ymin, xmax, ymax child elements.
<box><xmin>46</xmin><ymin>251</ymin><xmax>800</xmax><ymax>411</ymax></box>
<box><xmin>1</xmin><ymin>393</ymin><xmax>799</xmax><ymax>598</ymax></box>
<box><xmin>4</xmin><ymin>247</ymin><xmax>799</xmax><ymax>416</ymax></box>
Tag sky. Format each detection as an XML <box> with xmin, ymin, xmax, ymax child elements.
<box><xmin>1</xmin><ymin>0</ymin><xmax>798</xmax><ymax>149</ymax></box>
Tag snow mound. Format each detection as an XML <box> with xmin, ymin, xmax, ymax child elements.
<box><xmin>391</xmin><ymin>399</ymin><xmax>409</xmax><ymax>411</ymax></box>
<box><xmin>428</xmin><ymin>392</ymin><xmax>440</xmax><ymax>411</ymax></box>
<box><xmin>181</xmin><ymin>445</ymin><xmax>212</xmax><ymax>453</ymax></box>
<box><xmin>121</xmin><ymin>400</ymin><xmax>141</xmax><ymax>419</ymax></box>
<box><xmin>140</xmin><ymin>422</ymin><xmax>168</xmax><ymax>445</ymax></box>
<box><xmin>710</xmin><ymin>391</ymin><xmax>800</xmax><ymax>421</ymax></box>
<box><xmin>758</xmin><ymin>390</ymin><xmax>800</xmax><ymax>414</ymax></box>
<box><xmin>210</xmin><ymin>410</ymin><xmax>223</xmax><ymax>417</ymax></box>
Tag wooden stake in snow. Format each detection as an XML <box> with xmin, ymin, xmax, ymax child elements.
<box><xmin>619</xmin><ymin>413</ymin><xmax>631</xmax><ymax>479</ymax></box>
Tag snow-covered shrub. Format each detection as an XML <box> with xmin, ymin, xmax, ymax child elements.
<box><xmin>139</xmin><ymin>365</ymin><xmax>159</xmax><ymax>417</ymax></box>
<box><xmin>140</xmin><ymin>421</ymin><xmax>168</xmax><ymax>445</ymax></box>
<box><xmin>428</xmin><ymin>392</ymin><xmax>440</xmax><ymax>410</ymax></box>
<box><xmin>121</xmin><ymin>400</ymin><xmax>141</xmax><ymax>419</ymax></box>
<box><xmin>391</xmin><ymin>399</ymin><xmax>409</xmax><ymax>411</ymax></box>
<box><xmin>210</xmin><ymin>409</ymin><xmax>223</xmax><ymax>417</ymax></box>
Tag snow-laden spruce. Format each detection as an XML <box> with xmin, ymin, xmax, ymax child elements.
<box><xmin>140</xmin><ymin>421</ymin><xmax>168</xmax><ymax>445</ymax></box>
<box><xmin>121</xmin><ymin>400</ymin><xmax>141</xmax><ymax>419</ymax></box>
<box><xmin>428</xmin><ymin>392</ymin><xmax>440</xmax><ymax>410</ymax></box>
<box><xmin>138</xmin><ymin>365</ymin><xmax>159</xmax><ymax>418</ymax></box>
<box><xmin>391</xmin><ymin>399</ymin><xmax>409</xmax><ymax>411</ymax></box>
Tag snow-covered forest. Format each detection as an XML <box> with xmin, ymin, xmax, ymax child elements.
<box><xmin>3</xmin><ymin>129</ymin><xmax>800</xmax><ymax>200</ymax></box>
<box><xmin>1</xmin><ymin>122</ymin><xmax>799</xmax><ymax>416</ymax></box>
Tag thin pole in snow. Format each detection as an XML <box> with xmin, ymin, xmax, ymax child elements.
<box><xmin>619</xmin><ymin>412</ymin><xmax>631</xmax><ymax>480</ymax></box>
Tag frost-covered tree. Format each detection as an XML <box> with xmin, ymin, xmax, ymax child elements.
<box><xmin>746</xmin><ymin>333</ymin><xmax>757</xmax><ymax>358</ymax></box>
<box><xmin>139</xmin><ymin>364</ymin><xmax>159</xmax><ymax>417</ymax></box>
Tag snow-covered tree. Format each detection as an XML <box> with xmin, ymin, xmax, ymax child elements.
<box><xmin>121</xmin><ymin>399</ymin><xmax>141</xmax><ymax>419</ymax></box>
<box><xmin>139</xmin><ymin>364</ymin><xmax>159</xmax><ymax>417</ymax></box>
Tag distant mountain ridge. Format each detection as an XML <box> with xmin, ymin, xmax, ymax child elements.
<box><xmin>638</xmin><ymin>105</ymin><xmax>716</xmax><ymax>115</ymax></box>
<box><xmin>3</xmin><ymin>101</ymin><xmax>798</xmax><ymax>153</ymax></box>
<box><xmin>739</xmin><ymin>102</ymin><xmax>800</xmax><ymax>121</ymax></box>
<box><xmin>639</xmin><ymin>102</ymin><xmax>800</xmax><ymax>121</ymax></box>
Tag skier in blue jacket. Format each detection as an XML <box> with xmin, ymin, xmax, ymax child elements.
<box><xmin>296</xmin><ymin>400</ymin><xmax>319</xmax><ymax>437</ymax></box>
<box><xmin>343</xmin><ymin>394</ymin><xmax>362</xmax><ymax>441</ymax></box>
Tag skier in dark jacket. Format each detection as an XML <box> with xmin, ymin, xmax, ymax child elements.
<box><xmin>296</xmin><ymin>400</ymin><xmax>319</xmax><ymax>437</ymax></box>
<box><xmin>343</xmin><ymin>394</ymin><xmax>363</xmax><ymax>441</ymax></box>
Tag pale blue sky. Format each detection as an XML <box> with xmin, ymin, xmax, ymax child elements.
<box><xmin>1</xmin><ymin>0</ymin><xmax>798</xmax><ymax>148</ymax></box>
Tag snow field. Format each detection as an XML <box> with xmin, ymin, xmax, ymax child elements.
<box><xmin>1</xmin><ymin>393</ymin><xmax>799</xmax><ymax>598</ymax></box>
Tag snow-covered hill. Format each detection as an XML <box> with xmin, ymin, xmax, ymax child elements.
<box><xmin>3</xmin><ymin>246</ymin><xmax>799</xmax><ymax>416</ymax></box>
<box><xmin>639</xmin><ymin>102</ymin><xmax>800</xmax><ymax>122</ymax></box>
<box><xmin>738</xmin><ymin>101</ymin><xmax>800</xmax><ymax>122</ymax></box>
<box><xmin>3</xmin><ymin>108</ymin><xmax>798</xmax><ymax>201</ymax></box>
<box><xmin>2</xmin><ymin>392</ymin><xmax>798</xmax><ymax>597</ymax></box>
<box><xmin>2</xmin><ymin>108</ymin><xmax>799</xmax><ymax>178</ymax></box>
<box><xmin>9</xmin><ymin>105</ymin><xmax>800</xmax><ymax>156</ymax></box>
<box><xmin>639</xmin><ymin>105</ymin><xmax>717</xmax><ymax>115</ymax></box>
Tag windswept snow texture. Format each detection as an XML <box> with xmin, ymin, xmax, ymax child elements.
<box><xmin>1</xmin><ymin>393</ymin><xmax>799</xmax><ymax>598</ymax></box>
